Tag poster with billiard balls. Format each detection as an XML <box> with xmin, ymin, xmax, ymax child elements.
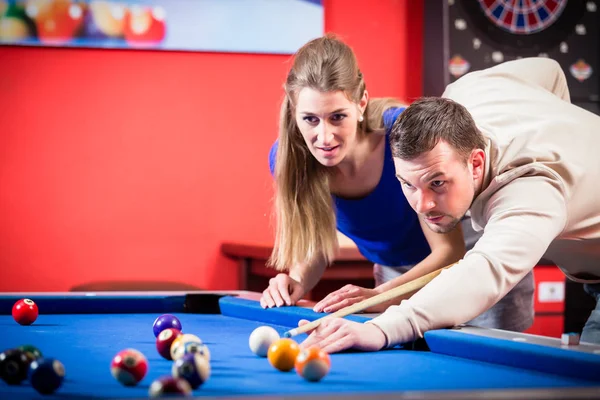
<box><xmin>0</xmin><ymin>0</ymin><xmax>324</xmax><ymax>55</ymax></box>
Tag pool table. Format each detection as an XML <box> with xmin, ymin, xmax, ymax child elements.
<box><xmin>1</xmin><ymin>291</ymin><xmax>599</xmax><ymax>399</ymax></box>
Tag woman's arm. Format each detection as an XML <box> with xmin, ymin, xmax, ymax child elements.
<box><xmin>377</xmin><ymin>218</ymin><xmax>465</xmax><ymax>292</ymax></box>
<box><xmin>312</xmin><ymin>220</ymin><xmax>466</xmax><ymax>313</ymax></box>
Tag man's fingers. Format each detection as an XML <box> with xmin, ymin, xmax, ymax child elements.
<box><xmin>320</xmin><ymin>332</ymin><xmax>354</xmax><ymax>354</ymax></box>
<box><xmin>304</xmin><ymin>325</ymin><xmax>347</xmax><ymax>352</ymax></box>
<box><xmin>300</xmin><ymin>320</ymin><xmax>341</xmax><ymax>349</ymax></box>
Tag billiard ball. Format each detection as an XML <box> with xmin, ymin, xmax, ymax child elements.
<box><xmin>25</xmin><ymin>0</ymin><xmax>86</xmax><ymax>44</ymax></box>
<box><xmin>153</xmin><ymin>314</ymin><xmax>182</xmax><ymax>338</ymax></box>
<box><xmin>81</xmin><ymin>0</ymin><xmax>126</xmax><ymax>39</ymax></box>
<box><xmin>170</xmin><ymin>334</ymin><xmax>209</xmax><ymax>362</ymax></box>
<box><xmin>17</xmin><ymin>344</ymin><xmax>43</xmax><ymax>363</ymax></box>
<box><xmin>295</xmin><ymin>346</ymin><xmax>331</xmax><ymax>382</ymax></box>
<box><xmin>110</xmin><ymin>348</ymin><xmax>148</xmax><ymax>386</ymax></box>
<box><xmin>0</xmin><ymin>348</ymin><xmax>30</xmax><ymax>384</ymax></box>
<box><xmin>156</xmin><ymin>328</ymin><xmax>182</xmax><ymax>360</ymax></box>
<box><xmin>149</xmin><ymin>375</ymin><xmax>192</xmax><ymax>398</ymax></box>
<box><xmin>123</xmin><ymin>5</ymin><xmax>166</xmax><ymax>45</ymax></box>
<box><xmin>171</xmin><ymin>353</ymin><xmax>211</xmax><ymax>389</ymax></box>
<box><xmin>12</xmin><ymin>298</ymin><xmax>39</xmax><ymax>325</ymax></box>
<box><xmin>28</xmin><ymin>358</ymin><xmax>65</xmax><ymax>395</ymax></box>
<box><xmin>267</xmin><ymin>338</ymin><xmax>300</xmax><ymax>372</ymax></box>
<box><xmin>0</xmin><ymin>2</ymin><xmax>35</xmax><ymax>41</ymax></box>
<box><xmin>249</xmin><ymin>325</ymin><xmax>280</xmax><ymax>357</ymax></box>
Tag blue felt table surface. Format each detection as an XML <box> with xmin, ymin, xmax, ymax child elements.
<box><xmin>1</xmin><ymin>301</ymin><xmax>599</xmax><ymax>399</ymax></box>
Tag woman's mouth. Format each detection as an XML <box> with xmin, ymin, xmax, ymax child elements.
<box><xmin>317</xmin><ymin>145</ymin><xmax>340</xmax><ymax>158</ymax></box>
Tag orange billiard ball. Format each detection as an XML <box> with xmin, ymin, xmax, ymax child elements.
<box><xmin>295</xmin><ymin>346</ymin><xmax>331</xmax><ymax>382</ymax></box>
<box><xmin>12</xmin><ymin>298</ymin><xmax>38</xmax><ymax>325</ymax></box>
<box><xmin>267</xmin><ymin>338</ymin><xmax>300</xmax><ymax>372</ymax></box>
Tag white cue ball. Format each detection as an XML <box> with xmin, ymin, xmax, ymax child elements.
<box><xmin>249</xmin><ymin>326</ymin><xmax>280</xmax><ymax>357</ymax></box>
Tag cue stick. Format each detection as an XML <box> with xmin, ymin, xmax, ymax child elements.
<box><xmin>283</xmin><ymin>262</ymin><xmax>457</xmax><ymax>338</ymax></box>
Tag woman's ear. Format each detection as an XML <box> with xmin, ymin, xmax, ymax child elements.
<box><xmin>359</xmin><ymin>89</ymin><xmax>369</xmax><ymax>114</ymax></box>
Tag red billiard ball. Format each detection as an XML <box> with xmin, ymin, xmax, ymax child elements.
<box><xmin>156</xmin><ymin>328</ymin><xmax>182</xmax><ymax>360</ymax></box>
<box><xmin>25</xmin><ymin>0</ymin><xmax>86</xmax><ymax>44</ymax></box>
<box><xmin>123</xmin><ymin>5</ymin><xmax>166</xmax><ymax>45</ymax></box>
<box><xmin>110</xmin><ymin>348</ymin><xmax>148</xmax><ymax>386</ymax></box>
<box><xmin>12</xmin><ymin>298</ymin><xmax>38</xmax><ymax>325</ymax></box>
<box><xmin>295</xmin><ymin>346</ymin><xmax>331</xmax><ymax>382</ymax></box>
<box><xmin>149</xmin><ymin>375</ymin><xmax>192</xmax><ymax>397</ymax></box>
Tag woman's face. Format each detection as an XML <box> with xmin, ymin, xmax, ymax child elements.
<box><xmin>294</xmin><ymin>88</ymin><xmax>365</xmax><ymax>167</ymax></box>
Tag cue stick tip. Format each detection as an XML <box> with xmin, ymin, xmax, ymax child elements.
<box><xmin>283</xmin><ymin>329</ymin><xmax>296</xmax><ymax>338</ymax></box>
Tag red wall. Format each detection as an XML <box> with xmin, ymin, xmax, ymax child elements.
<box><xmin>0</xmin><ymin>0</ymin><xmax>423</xmax><ymax>292</ymax></box>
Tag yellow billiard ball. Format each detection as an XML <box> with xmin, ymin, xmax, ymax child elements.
<box><xmin>267</xmin><ymin>338</ymin><xmax>300</xmax><ymax>372</ymax></box>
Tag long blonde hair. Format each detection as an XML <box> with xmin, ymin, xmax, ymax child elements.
<box><xmin>269</xmin><ymin>34</ymin><xmax>405</xmax><ymax>271</ymax></box>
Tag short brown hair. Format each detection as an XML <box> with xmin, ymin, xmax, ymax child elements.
<box><xmin>389</xmin><ymin>97</ymin><xmax>486</xmax><ymax>162</ymax></box>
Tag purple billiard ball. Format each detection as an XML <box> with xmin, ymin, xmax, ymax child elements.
<box><xmin>153</xmin><ymin>314</ymin><xmax>182</xmax><ymax>338</ymax></box>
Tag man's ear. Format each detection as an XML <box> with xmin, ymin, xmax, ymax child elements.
<box><xmin>470</xmin><ymin>149</ymin><xmax>485</xmax><ymax>180</ymax></box>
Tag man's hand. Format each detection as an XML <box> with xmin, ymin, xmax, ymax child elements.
<box><xmin>260</xmin><ymin>274</ymin><xmax>305</xmax><ymax>308</ymax></box>
<box><xmin>313</xmin><ymin>284</ymin><xmax>387</xmax><ymax>313</ymax></box>
<box><xmin>299</xmin><ymin>318</ymin><xmax>387</xmax><ymax>353</ymax></box>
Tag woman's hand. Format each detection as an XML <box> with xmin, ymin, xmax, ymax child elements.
<box><xmin>260</xmin><ymin>274</ymin><xmax>305</xmax><ymax>308</ymax></box>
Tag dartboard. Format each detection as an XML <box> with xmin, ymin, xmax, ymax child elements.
<box><xmin>455</xmin><ymin>0</ymin><xmax>585</xmax><ymax>51</ymax></box>
<box><xmin>437</xmin><ymin>0</ymin><xmax>598</xmax><ymax>110</ymax></box>
<box><xmin>477</xmin><ymin>0</ymin><xmax>567</xmax><ymax>35</ymax></box>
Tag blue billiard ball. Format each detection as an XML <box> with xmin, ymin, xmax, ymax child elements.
<box><xmin>153</xmin><ymin>314</ymin><xmax>182</xmax><ymax>338</ymax></box>
<box><xmin>171</xmin><ymin>353</ymin><xmax>210</xmax><ymax>389</ymax></box>
<box><xmin>29</xmin><ymin>358</ymin><xmax>65</xmax><ymax>395</ymax></box>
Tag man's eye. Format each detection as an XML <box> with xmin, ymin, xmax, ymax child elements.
<box><xmin>431</xmin><ymin>181</ymin><xmax>445</xmax><ymax>188</ymax></box>
<box><xmin>401</xmin><ymin>181</ymin><xmax>414</xmax><ymax>189</ymax></box>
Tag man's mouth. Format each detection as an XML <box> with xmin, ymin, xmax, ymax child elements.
<box><xmin>425</xmin><ymin>215</ymin><xmax>445</xmax><ymax>223</ymax></box>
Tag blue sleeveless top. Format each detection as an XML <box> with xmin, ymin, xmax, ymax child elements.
<box><xmin>268</xmin><ymin>107</ymin><xmax>431</xmax><ymax>266</ymax></box>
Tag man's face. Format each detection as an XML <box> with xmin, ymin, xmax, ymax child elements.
<box><xmin>393</xmin><ymin>140</ymin><xmax>483</xmax><ymax>233</ymax></box>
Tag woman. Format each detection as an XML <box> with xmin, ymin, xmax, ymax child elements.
<box><xmin>262</xmin><ymin>35</ymin><xmax>533</xmax><ymax>333</ymax></box>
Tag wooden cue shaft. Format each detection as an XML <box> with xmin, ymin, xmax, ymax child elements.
<box><xmin>283</xmin><ymin>263</ymin><xmax>456</xmax><ymax>338</ymax></box>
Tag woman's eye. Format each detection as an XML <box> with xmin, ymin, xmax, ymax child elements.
<box><xmin>331</xmin><ymin>113</ymin><xmax>346</xmax><ymax>122</ymax></box>
<box><xmin>303</xmin><ymin>116</ymin><xmax>319</xmax><ymax>124</ymax></box>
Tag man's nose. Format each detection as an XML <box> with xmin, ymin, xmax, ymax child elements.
<box><xmin>416</xmin><ymin>191</ymin><xmax>436</xmax><ymax>214</ymax></box>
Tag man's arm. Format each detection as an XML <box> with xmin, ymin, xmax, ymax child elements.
<box><xmin>367</xmin><ymin>174</ymin><xmax>568</xmax><ymax>346</ymax></box>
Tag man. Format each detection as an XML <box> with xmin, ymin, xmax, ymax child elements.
<box><xmin>300</xmin><ymin>57</ymin><xmax>600</xmax><ymax>353</ymax></box>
